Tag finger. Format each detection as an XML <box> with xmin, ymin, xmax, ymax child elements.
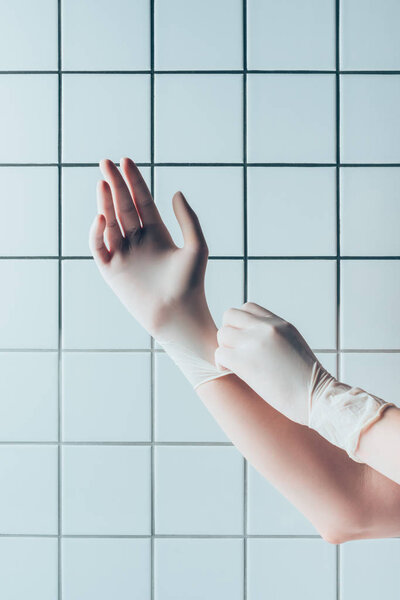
<box><xmin>89</xmin><ymin>214</ymin><xmax>111</xmax><ymax>265</ymax></box>
<box><xmin>96</xmin><ymin>179</ymin><xmax>123</xmax><ymax>251</ymax></box>
<box><xmin>214</xmin><ymin>346</ymin><xmax>237</xmax><ymax>371</ymax></box>
<box><xmin>222</xmin><ymin>307</ymin><xmax>259</xmax><ymax>329</ymax></box>
<box><xmin>172</xmin><ymin>191</ymin><xmax>208</xmax><ymax>252</ymax></box>
<box><xmin>120</xmin><ymin>157</ymin><xmax>162</xmax><ymax>226</ymax></box>
<box><xmin>241</xmin><ymin>301</ymin><xmax>280</xmax><ymax>319</ymax></box>
<box><xmin>99</xmin><ymin>158</ymin><xmax>140</xmax><ymax>237</ymax></box>
<box><xmin>217</xmin><ymin>325</ymin><xmax>245</xmax><ymax>348</ymax></box>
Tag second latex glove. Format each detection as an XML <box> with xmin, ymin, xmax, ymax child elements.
<box><xmin>215</xmin><ymin>302</ymin><xmax>394</xmax><ymax>462</ymax></box>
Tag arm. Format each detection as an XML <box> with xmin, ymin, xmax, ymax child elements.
<box><xmin>89</xmin><ymin>158</ymin><xmax>400</xmax><ymax>544</ymax></box>
<box><xmin>356</xmin><ymin>405</ymin><xmax>400</xmax><ymax>485</ymax></box>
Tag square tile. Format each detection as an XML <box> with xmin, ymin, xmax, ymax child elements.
<box><xmin>155</xmin><ymin>0</ymin><xmax>242</xmax><ymax>70</ymax></box>
<box><xmin>340</xmin><ymin>260</ymin><xmax>400</xmax><ymax>349</ymax></box>
<box><xmin>155</xmin><ymin>352</ymin><xmax>229</xmax><ymax>442</ymax></box>
<box><xmin>62</xmin><ymin>352</ymin><xmax>151</xmax><ymax>441</ymax></box>
<box><xmin>247</xmin><ymin>464</ymin><xmax>318</xmax><ymax>535</ymax></box>
<box><xmin>247</xmin><ymin>0</ymin><xmax>335</xmax><ymax>70</ymax></box>
<box><xmin>340</xmin><ymin>0</ymin><xmax>400</xmax><ymax>70</ymax></box>
<box><xmin>0</xmin><ymin>260</ymin><xmax>58</xmax><ymax>349</ymax></box>
<box><xmin>155</xmin><ymin>74</ymin><xmax>243</xmax><ymax>162</ymax></box>
<box><xmin>247</xmin><ymin>539</ymin><xmax>336</xmax><ymax>600</ymax></box>
<box><xmin>154</xmin><ymin>166</ymin><xmax>243</xmax><ymax>256</ymax></box>
<box><xmin>0</xmin><ymin>538</ymin><xmax>58</xmax><ymax>600</ymax></box>
<box><xmin>62</xmin><ymin>74</ymin><xmax>150</xmax><ymax>163</ymax></box>
<box><xmin>340</xmin><ymin>75</ymin><xmax>400</xmax><ymax>163</ymax></box>
<box><xmin>155</xmin><ymin>446</ymin><xmax>243</xmax><ymax>534</ymax></box>
<box><xmin>62</xmin><ymin>166</ymin><xmax>151</xmax><ymax>256</ymax></box>
<box><xmin>62</xmin><ymin>538</ymin><xmax>151</xmax><ymax>600</ymax></box>
<box><xmin>0</xmin><ymin>75</ymin><xmax>58</xmax><ymax>163</ymax></box>
<box><xmin>340</xmin><ymin>167</ymin><xmax>400</xmax><ymax>256</ymax></box>
<box><xmin>341</xmin><ymin>539</ymin><xmax>400</xmax><ymax>600</ymax></box>
<box><xmin>247</xmin><ymin>75</ymin><xmax>336</xmax><ymax>163</ymax></box>
<box><xmin>0</xmin><ymin>352</ymin><xmax>58</xmax><ymax>441</ymax></box>
<box><xmin>248</xmin><ymin>260</ymin><xmax>337</xmax><ymax>349</ymax></box>
<box><xmin>315</xmin><ymin>351</ymin><xmax>337</xmax><ymax>378</ymax></box>
<box><xmin>248</xmin><ymin>167</ymin><xmax>336</xmax><ymax>255</ymax></box>
<box><xmin>62</xmin><ymin>260</ymin><xmax>150</xmax><ymax>349</ymax></box>
<box><xmin>62</xmin><ymin>0</ymin><xmax>150</xmax><ymax>70</ymax></box>
<box><xmin>154</xmin><ymin>539</ymin><xmax>243</xmax><ymax>600</ymax></box>
<box><xmin>0</xmin><ymin>167</ymin><xmax>58</xmax><ymax>256</ymax></box>
<box><xmin>62</xmin><ymin>445</ymin><xmax>151</xmax><ymax>535</ymax></box>
<box><xmin>0</xmin><ymin>0</ymin><xmax>57</xmax><ymax>70</ymax></box>
<box><xmin>206</xmin><ymin>259</ymin><xmax>244</xmax><ymax>327</ymax></box>
<box><xmin>0</xmin><ymin>445</ymin><xmax>58</xmax><ymax>534</ymax></box>
<box><xmin>340</xmin><ymin>353</ymin><xmax>400</xmax><ymax>407</ymax></box>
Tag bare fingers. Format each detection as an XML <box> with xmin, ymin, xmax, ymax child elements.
<box><xmin>89</xmin><ymin>213</ymin><xmax>111</xmax><ymax>265</ymax></box>
<box><xmin>96</xmin><ymin>179</ymin><xmax>123</xmax><ymax>251</ymax></box>
<box><xmin>99</xmin><ymin>158</ymin><xmax>141</xmax><ymax>237</ymax></box>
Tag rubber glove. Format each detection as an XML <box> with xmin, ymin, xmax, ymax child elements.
<box><xmin>89</xmin><ymin>157</ymin><xmax>231</xmax><ymax>389</ymax></box>
<box><xmin>215</xmin><ymin>302</ymin><xmax>395</xmax><ymax>462</ymax></box>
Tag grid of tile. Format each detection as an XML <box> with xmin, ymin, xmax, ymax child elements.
<box><xmin>0</xmin><ymin>0</ymin><xmax>400</xmax><ymax>599</ymax></box>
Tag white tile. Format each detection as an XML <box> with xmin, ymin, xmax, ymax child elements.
<box><xmin>247</xmin><ymin>539</ymin><xmax>336</xmax><ymax>600</ymax></box>
<box><xmin>62</xmin><ymin>0</ymin><xmax>149</xmax><ymax>70</ymax></box>
<box><xmin>205</xmin><ymin>259</ymin><xmax>244</xmax><ymax>327</ymax></box>
<box><xmin>155</xmin><ymin>353</ymin><xmax>229</xmax><ymax>442</ymax></box>
<box><xmin>62</xmin><ymin>166</ymin><xmax>151</xmax><ymax>256</ymax></box>
<box><xmin>248</xmin><ymin>260</ymin><xmax>337</xmax><ymax>349</ymax></box>
<box><xmin>155</xmin><ymin>74</ymin><xmax>243</xmax><ymax>163</ymax></box>
<box><xmin>0</xmin><ymin>260</ymin><xmax>58</xmax><ymax>349</ymax></box>
<box><xmin>340</xmin><ymin>76</ymin><xmax>400</xmax><ymax>163</ymax></box>
<box><xmin>62</xmin><ymin>445</ymin><xmax>150</xmax><ymax>535</ymax></box>
<box><xmin>0</xmin><ymin>167</ymin><xmax>58</xmax><ymax>256</ymax></box>
<box><xmin>0</xmin><ymin>445</ymin><xmax>58</xmax><ymax>534</ymax></box>
<box><xmin>340</xmin><ymin>353</ymin><xmax>400</xmax><ymax>407</ymax></box>
<box><xmin>248</xmin><ymin>0</ymin><xmax>335</xmax><ymax>70</ymax></box>
<box><xmin>247</xmin><ymin>75</ymin><xmax>336</xmax><ymax>163</ymax></box>
<box><xmin>62</xmin><ymin>74</ymin><xmax>150</xmax><ymax>163</ymax></box>
<box><xmin>62</xmin><ymin>538</ymin><xmax>151</xmax><ymax>600</ymax></box>
<box><xmin>155</xmin><ymin>0</ymin><xmax>242</xmax><ymax>70</ymax></box>
<box><xmin>248</xmin><ymin>167</ymin><xmax>336</xmax><ymax>256</ymax></box>
<box><xmin>341</xmin><ymin>539</ymin><xmax>400</xmax><ymax>600</ymax></box>
<box><xmin>340</xmin><ymin>167</ymin><xmax>400</xmax><ymax>256</ymax></box>
<box><xmin>0</xmin><ymin>352</ymin><xmax>58</xmax><ymax>441</ymax></box>
<box><xmin>62</xmin><ymin>352</ymin><xmax>151</xmax><ymax>441</ymax></box>
<box><xmin>0</xmin><ymin>538</ymin><xmax>58</xmax><ymax>600</ymax></box>
<box><xmin>341</xmin><ymin>260</ymin><xmax>400</xmax><ymax>349</ymax></box>
<box><xmin>247</xmin><ymin>464</ymin><xmax>318</xmax><ymax>535</ymax></box>
<box><xmin>0</xmin><ymin>0</ymin><xmax>57</xmax><ymax>70</ymax></box>
<box><xmin>154</xmin><ymin>166</ymin><xmax>243</xmax><ymax>256</ymax></box>
<box><xmin>62</xmin><ymin>260</ymin><xmax>150</xmax><ymax>349</ymax></box>
<box><xmin>340</xmin><ymin>0</ymin><xmax>400</xmax><ymax>70</ymax></box>
<box><xmin>155</xmin><ymin>539</ymin><xmax>243</xmax><ymax>600</ymax></box>
<box><xmin>155</xmin><ymin>446</ymin><xmax>243</xmax><ymax>534</ymax></box>
<box><xmin>0</xmin><ymin>75</ymin><xmax>58</xmax><ymax>163</ymax></box>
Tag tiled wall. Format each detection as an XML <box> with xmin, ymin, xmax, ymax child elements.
<box><xmin>0</xmin><ymin>0</ymin><xmax>399</xmax><ymax>598</ymax></box>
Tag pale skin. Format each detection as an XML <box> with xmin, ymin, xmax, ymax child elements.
<box><xmin>90</xmin><ymin>157</ymin><xmax>400</xmax><ymax>544</ymax></box>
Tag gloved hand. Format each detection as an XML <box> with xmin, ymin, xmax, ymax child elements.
<box><xmin>215</xmin><ymin>302</ymin><xmax>395</xmax><ymax>462</ymax></box>
<box><xmin>89</xmin><ymin>157</ymin><xmax>231</xmax><ymax>389</ymax></box>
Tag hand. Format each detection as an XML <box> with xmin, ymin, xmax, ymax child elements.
<box><xmin>89</xmin><ymin>157</ymin><xmax>215</xmax><ymax>341</ymax></box>
<box><xmin>215</xmin><ymin>302</ymin><xmax>319</xmax><ymax>425</ymax></box>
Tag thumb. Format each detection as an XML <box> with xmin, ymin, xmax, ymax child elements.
<box><xmin>172</xmin><ymin>191</ymin><xmax>208</xmax><ymax>252</ymax></box>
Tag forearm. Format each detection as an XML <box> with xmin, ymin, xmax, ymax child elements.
<box><xmin>356</xmin><ymin>404</ymin><xmax>400</xmax><ymax>485</ymax></box>
<box><xmin>196</xmin><ymin>374</ymin><xmax>400</xmax><ymax>543</ymax></box>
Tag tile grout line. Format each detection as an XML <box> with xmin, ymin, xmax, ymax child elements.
<box><xmin>57</xmin><ymin>0</ymin><xmax>63</xmax><ymax>598</ymax></box>
<box><xmin>1</xmin><ymin>69</ymin><xmax>400</xmax><ymax>75</ymax></box>
<box><xmin>242</xmin><ymin>0</ymin><xmax>248</xmax><ymax>597</ymax></box>
<box><xmin>150</xmin><ymin>1</ymin><xmax>155</xmax><ymax>598</ymax></box>
<box><xmin>335</xmin><ymin>1</ymin><xmax>341</xmax><ymax>599</ymax></box>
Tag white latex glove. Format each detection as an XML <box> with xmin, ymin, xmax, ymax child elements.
<box><xmin>215</xmin><ymin>302</ymin><xmax>395</xmax><ymax>462</ymax></box>
<box><xmin>89</xmin><ymin>157</ymin><xmax>231</xmax><ymax>388</ymax></box>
